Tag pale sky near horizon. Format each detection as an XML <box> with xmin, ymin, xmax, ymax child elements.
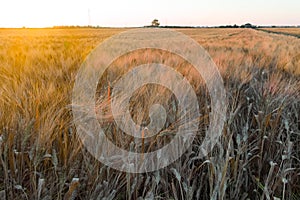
<box><xmin>0</xmin><ymin>0</ymin><xmax>299</xmax><ymax>28</ymax></box>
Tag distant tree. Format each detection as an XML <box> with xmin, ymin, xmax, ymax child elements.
<box><xmin>245</xmin><ymin>23</ymin><xmax>253</xmax><ymax>28</ymax></box>
<box><xmin>242</xmin><ymin>23</ymin><xmax>257</xmax><ymax>29</ymax></box>
<box><xmin>151</xmin><ymin>19</ymin><xmax>160</xmax><ymax>27</ymax></box>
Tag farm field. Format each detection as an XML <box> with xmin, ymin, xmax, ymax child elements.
<box><xmin>0</xmin><ymin>28</ymin><xmax>300</xmax><ymax>199</ymax></box>
<box><xmin>259</xmin><ymin>28</ymin><xmax>300</xmax><ymax>38</ymax></box>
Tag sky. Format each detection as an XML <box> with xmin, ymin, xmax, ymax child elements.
<box><xmin>0</xmin><ymin>0</ymin><xmax>299</xmax><ymax>28</ymax></box>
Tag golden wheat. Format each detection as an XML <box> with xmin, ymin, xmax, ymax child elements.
<box><xmin>0</xmin><ymin>28</ymin><xmax>299</xmax><ymax>199</ymax></box>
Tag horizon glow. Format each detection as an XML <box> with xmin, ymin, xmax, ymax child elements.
<box><xmin>0</xmin><ymin>0</ymin><xmax>299</xmax><ymax>28</ymax></box>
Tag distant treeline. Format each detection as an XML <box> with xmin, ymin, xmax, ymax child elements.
<box><xmin>52</xmin><ymin>25</ymin><xmax>110</xmax><ymax>29</ymax></box>
<box><xmin>50</xmin><ymin>24</ymin><xmax>300</xmax><ymax>29</ymax></box>
<box><xmin>147</xmin><ymin>24</ymin><xmax>300</xmax><ymax>29</ymax></box>
<box><xmin>217</xmin><ymin>24</ymin><xmax>300</xmax><ymax>29</ymax></box>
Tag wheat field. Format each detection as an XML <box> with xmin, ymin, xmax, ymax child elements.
<box><xmin>0</xmin><ymin>28</ymin><xmax>299</xmax><ymax>199</ymax></box>
<box><xmin>260</xmin><ymin>28</ymin><xmax>300</xmax><ymax>38</ymax></box>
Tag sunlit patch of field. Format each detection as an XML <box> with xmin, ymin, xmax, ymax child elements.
<box><xmin>0</xmin><ymin>28</ymin><xmax>299</xmax><ymax>199</ymax></box>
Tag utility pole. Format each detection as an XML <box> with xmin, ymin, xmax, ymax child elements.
<box><xmin>88</xmin><ymin>9</ymin><xmax>91</xmax><ymax>26</ymax></box>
